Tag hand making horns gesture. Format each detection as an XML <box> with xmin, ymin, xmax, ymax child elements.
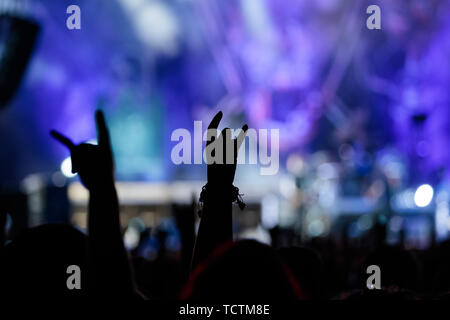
<box><xmin>206</xmin><ymin>111</ymin><xmax>248</xmax><ymax>188</ymax></box>
<box><xmin>50</xmin><ymin>110</ymin><xmax>114</xmax><ymax>190</ymax></box>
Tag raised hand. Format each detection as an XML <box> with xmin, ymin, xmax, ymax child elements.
<box><xmin>191</xmin><ymin>111</ymin><xmax>248</xmax><ymax>270</ymax></box>
<box><xmin>51</xmin><ymin>110</ymin><xmax>137</xmax><ymax>297</ymax></box>
<box><xmin>50</xmin><ymin>110</ymin><xmax>114</xmax><ymax>190</ymax></box>
<box><xmin>206</xmin><ymin>111</ymin><xmax>248</xmax><ymax>188</ymax></box>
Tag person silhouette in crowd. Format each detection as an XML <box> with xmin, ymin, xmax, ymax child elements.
<box><xmin>190</xmin><ymin>111</ymin><xmax>247</xmax><ymax>269</ymax></box>
<box><xmin>185</xmin><ymin>111</ymin><xmax>303</xmax><ymax>300</ymax></box>
<box><xmin>277</xmin><ymin>246</ymin><xmax>324</xmax><ymax>299</ymax></box>
<box><xmin>362</xmin><ymin>245</ymin><xmax>421</xmax><ymax>292</ymax></box>
<box><xmin>1</xmin><ymin>224</ymin><xmax>87</xmax><ymax>298</ymax></box>
<box><xmin>183</xmin><ymin>239</ymin><xmax>304</xmax><ymax>300</ymax></box>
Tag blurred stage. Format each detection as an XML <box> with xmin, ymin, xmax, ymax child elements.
<box><xmin>1</xmin><ymin>0</ymin><xmax>450</xmax><ymax>250</ymax></box>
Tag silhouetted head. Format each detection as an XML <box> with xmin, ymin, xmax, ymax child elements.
<box><xmin>182</xmin><ymin>240</ymin><xmax>303</xmax><ymax>300</ymax></box>
<box><xmin>277</xmin><ymin>246</ymin><xmax>324</xmax><ymax>299</ymax></box>
<box><xmin>362</xmin><ymin>246</ymin><xmax>420</xmax><ymax>290</ymax></box>
<box><xmin>0</xmin><ymin>224</ymin><xmax>87</xmax><ymax>298</ymax></box>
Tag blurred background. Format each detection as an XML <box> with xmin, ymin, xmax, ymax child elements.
<box><xmin>2</xmin><ymin>0</ymin><xmax>450</xmax><ymax>290</ymax></box>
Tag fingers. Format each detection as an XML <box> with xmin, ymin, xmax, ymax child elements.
<box><xmin>50</xmin><ymin>130</ymin><xmax>75</xmax><ymax>150</ymax></box>
<box><xmin>206</xmin><ymin>111</ymin><xmax>248</xmax><ymax>157</ymax></box>
<box><xmin>236</xmin><ymin>124</ymin><xmax>248</xmax><ymax>150</ymax></box>
<box><xmin>95</xmin><ymin>110</ymin><xmax>111</xmax><ymax>151</ymax></box>
<box><xmin>221</xmin><ymin>128</ymin><xmax>234</xmax><ymax>164</ymax></box>
<box><xmin>220</xmin><ymin>127</ymin><xmax>230</xmax><ymax>138</ymax></box>
<box><xmin>207</xmin><ymin>111</ymin><xmax>223</xmax><ymax>130</ymax></box>
<box><xmin>206</xmin><ymin>111</ymin><xmax>222</xmax><ymax>147</ymax></box>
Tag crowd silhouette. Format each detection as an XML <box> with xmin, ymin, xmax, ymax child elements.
<box><xmin>1</xmin><ymin>109</ymin><xmax>450</xmax><ymax>301</ymax></box>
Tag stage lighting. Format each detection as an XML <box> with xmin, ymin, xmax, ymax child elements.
<box><xmin>261</xmin><ymin>194</ymin><xmax>279</xmax><ymax>229</ymax></box>
<box><xmin>414</xmin><ymin>184</ymin><xmax>434</xmax><ymax>208</ymax></box>
<box><xmin>124</xmin><ymin>226</ymin><xmax>140</xmax><ymax>250</ymax></box>
<box><xmin>60</xmin><ymin>157</ymin><xmax>76</xmax><ymax>178</ymax></box>
<box><xmin>307</xmin><ymin>220</ymin><xmax>324</xmax><ymax>237</ymax></box>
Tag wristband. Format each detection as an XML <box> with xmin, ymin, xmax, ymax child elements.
<box><xmin>197</xmin><ymin>183</ymin><xmax>246</xmax><ymax>217</ymax></box>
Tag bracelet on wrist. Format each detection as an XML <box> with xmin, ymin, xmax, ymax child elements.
<box><xmin>197</xmin><ymin>183</ymin><xmax>246</xmax><ymax>218</ymax></box>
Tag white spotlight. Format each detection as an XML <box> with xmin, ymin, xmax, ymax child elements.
<box><xmin>414</xmin><ymin>184</ymin><xmax>434</xmax><ymax>208</ymax></box>
<box><xmin>61</xmin><ymin>157</ymin><xmax>77</xmax><ymax>178</ymax></box>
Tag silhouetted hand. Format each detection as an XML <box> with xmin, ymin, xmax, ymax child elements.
<box><xmin>191</xmin><ymin>111</ymin><xmax>248</xmax><ymax>270</ymax></box>
<box><xmin>206</xmin><ymin>111</ymin><xmax>248</xmax><ymax>188</ymax></box>
<box><xmin>50</xmin><ymin>110</ymin><xmax>114</xmax><ymax>190</ymax></box>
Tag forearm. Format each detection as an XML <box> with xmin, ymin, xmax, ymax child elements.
<box><xmin>192</xmin><ymin>187</ymin><xmax>233</xmax><ymax>269</ymax></box>
<box><xmin>87</xmin><ymin>183</ymin><xmax>135</xmax><ymax>295</ymax></box>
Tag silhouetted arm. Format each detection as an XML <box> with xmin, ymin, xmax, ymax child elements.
<box><xmin>87</xmin><ymin>178</ymin><xmax>135</xmax><ymax>296</ymax></box>
<box><xmin>192</xmin><ymin>184</ymin><xmax>233</xmax><ymax>268</ymax></box>
<box><xmin>191</xmin><ymin>111</ymin><xmax>247</xmax><ymax>269</ymax></box>
<box><xmin>51</xmin><ymin>110</ymin><xmax>136</xmax><ymax>297</ymax></box>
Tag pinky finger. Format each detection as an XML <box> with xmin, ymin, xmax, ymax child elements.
<box><xmin>236</xmin><ymin>124</ymin><xmax>248</xmax><ymax>150</ymax></box>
